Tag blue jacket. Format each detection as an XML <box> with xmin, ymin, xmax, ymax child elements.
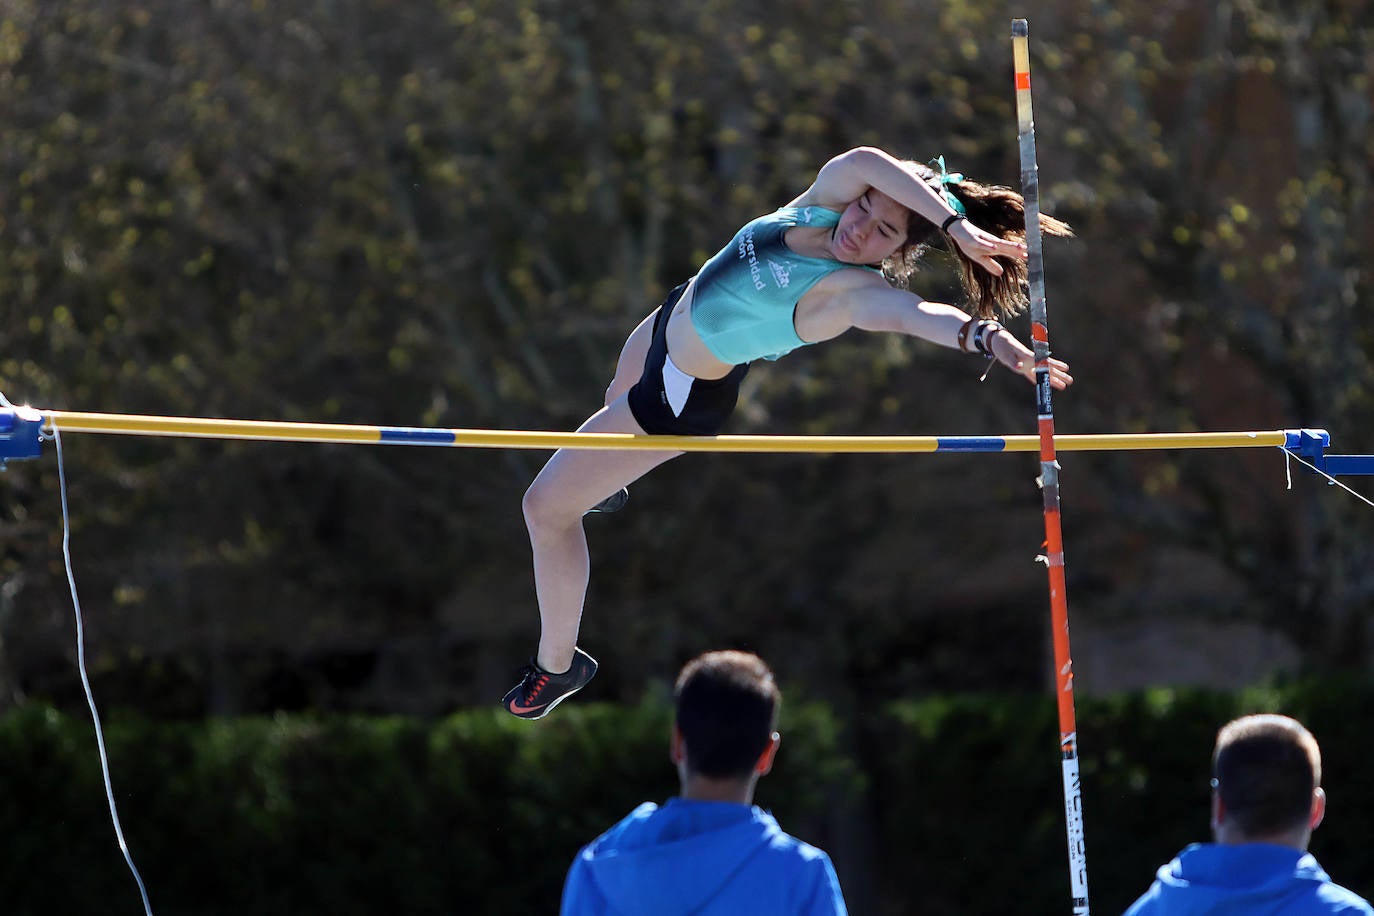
<box><xmin>560</xmin><ymin>798</ymin><xmax>847</xmax><ymax>916</ymax></box>
<box><xmin>1125</xmin><ymin>843</ymin><xmax>1373</xmax><ymax>915</ymax></box>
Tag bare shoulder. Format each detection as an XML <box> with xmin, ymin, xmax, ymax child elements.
<box><xmin>796</xmin><ymin>267</ymin><xmax>915</xmax><ymax>342</ymax></box>
<box><xmin>801</xmin><ymin>265</ymin><xmax>899</xmax><ymax>311</ymax></box>
<box><xmin>816</xmin><ymin>265</ymin><xmax>896</xmax><ymax>294</ymax></box>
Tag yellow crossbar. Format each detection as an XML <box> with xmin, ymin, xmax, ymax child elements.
<box><xmin>40</xmin><ymin>411</ymin><xmax>1297</xmax><ymax>454</ymax></box>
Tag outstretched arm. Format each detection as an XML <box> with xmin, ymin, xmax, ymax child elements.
<box><xmin>790</xmin><ymin>146</ymin><xmax>1026</xmax><ymax>276</ymax></box>
<box><xmin>848</xmin><ymin>284</ymin><xmax>1073</xmax><ymax>390</ymax></box>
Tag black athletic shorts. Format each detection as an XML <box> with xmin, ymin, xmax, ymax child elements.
<box><xmin>627</xmin><ymin>282</ymin><xmax>750</xmax><ymax>436</ymax></box>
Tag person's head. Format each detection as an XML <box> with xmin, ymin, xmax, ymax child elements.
<box><xmin>671</xmin><ymin>650</ymin><xmax>781</xmax><ymax>795</ymax></box>
<box><xmin>831</xmin><ymin>187</ymin><xmax>916</xmax><ymax>268</ymax></box>
<box><xmin>1210</xmin><ymin>713</ymin><xmax>1326</xmax><ymax>848</ymax></box>
<box><xmin>882</xmin><ymin>158</ymin><xmax>1074</xmax><ymax>321</ymax></box>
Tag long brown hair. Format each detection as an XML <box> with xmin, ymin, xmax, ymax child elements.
<box><xmin>883</xmin><ymin>160</ymin><xmax>1074</xmax><ymax>320</ymax></box>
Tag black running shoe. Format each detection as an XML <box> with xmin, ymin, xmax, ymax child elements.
<box><xmin>501</xmin><ymin>647</ymin><xmax>599</xmax><ymax>720</ymax></box>
<box><xmin>585</xmin><ymin>487</ymin><xmax>629</xmax><ymax>515</ymax></box>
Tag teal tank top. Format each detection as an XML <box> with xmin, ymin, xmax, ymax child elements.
<box><xmin>689</xmin><ymin>206</ymin><xmax>879</xmax><ymax>364</ymax></box>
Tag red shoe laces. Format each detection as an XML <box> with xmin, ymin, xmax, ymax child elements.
<box><xmin>526</xmin><ymin>673</ymin><xmax>550</xmax><ymax>700</ymax></box>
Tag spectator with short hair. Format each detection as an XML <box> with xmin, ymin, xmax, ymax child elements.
<box><xmin>560</xmin><ymin>650</ymin><xmax>847</xmax><ymax>915</ymax></box>
<box><xmin>1125</xmin><ymin>713</ymin><xmax>1372</xmax><ymax>915</ymax></box>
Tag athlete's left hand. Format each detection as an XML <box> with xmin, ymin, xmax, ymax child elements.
<box><xmin>992</xmin><ymin>333</ymin><xmax>1073</xmax><ymax>389</ymax></box>
<box><xmin>948</xmin><ymin>220</ymin><xmax>1027</xmax><ymax>276</ymax></box>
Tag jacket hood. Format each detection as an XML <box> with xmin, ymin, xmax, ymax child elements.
<box><xmin>1149</xmin><ymin>843</ymin><xmax>1333</xmax><ymax>913</ymax></box>
<box><xmin>574</xmin><ymin>799</ymin><xmax>784</xmax><ymax>916</ymax></box>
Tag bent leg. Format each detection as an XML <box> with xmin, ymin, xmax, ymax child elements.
<box><xmin>522</xmin><ymin>394</ymin><xmax>682</xmax><ymax>671</ymax></box>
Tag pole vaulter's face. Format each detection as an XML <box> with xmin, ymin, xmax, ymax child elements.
<box><xmin>831</xmin><ymin>189</ymin><xmax>910</xmax><ymax>265</ymax></box>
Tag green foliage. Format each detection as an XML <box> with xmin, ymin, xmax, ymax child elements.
<box><xmin>4</xmin><ymin>681</ymin><xmax>1373</xmax><ymax>913</ymax></box>
<box><xmin>0</xmin><ymin>2</ymin><xmax>1370</xmax><ymax>912</ymax></box>
<box><xmin>1</xmin><ymin>0</ymin><xmax>1022</xmax><ymax>714</ymax></box>
<box><xmin>0</xmin><ymin>695</ymin><xmax>855</xmax><ymax>914</ymax></box>
<box><xmin>868</xmin><ymin>680</ymin><xmax>1374</xmax><ymax>914</ymax></box>
<box><xmin>1026</xmin><ymin>0</ymin><xmax>1374</xmax><ymax>656</ymax></box>
<box><xmin>0</xmin><ymin>0</ymin><xmax>1369</xmax><ymax>788</ymax></box>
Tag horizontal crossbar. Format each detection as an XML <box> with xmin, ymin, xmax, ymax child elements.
<box><xmin>30</xmin><ymin>410</ymin><xmax>1323</xmax><ymax>455</ymax></box>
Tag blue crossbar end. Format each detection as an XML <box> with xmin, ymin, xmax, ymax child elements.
<box><xmin>0</xmin><ymin>407</ymin><xmax>45</xmax><ymax>466</ymax></box>
<box><xmin>1282</xmin><ymin>428</ymin><xmax>1330</xmax><ymax>459</ymax></box>
<box><xmin>1281</xmin><ymin>428</ymin><xmax>1374</xmax><ymax>477</ymax></box>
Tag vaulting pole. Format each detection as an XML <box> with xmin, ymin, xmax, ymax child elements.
<box><xmin>1012</xmin><ymin>18</ymin><xmax>1091</xmax><ymax>914</ymax></box>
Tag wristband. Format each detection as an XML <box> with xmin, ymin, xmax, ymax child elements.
<box><xmin>940</xmin><ymin>213</ymin><xmax>966</xmax><ymax>233</ymax></box>
<box><xmin>972</xmin><ymin>319</ymin><xmax>1004</xmax><ymax>356</ymax></box>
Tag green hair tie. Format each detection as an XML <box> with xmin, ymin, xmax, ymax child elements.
<box><xmin>930</xmin><ymin>155</ymin><xmax>966</xmax><ymax>216</ymax></box>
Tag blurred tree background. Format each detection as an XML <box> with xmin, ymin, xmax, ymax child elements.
<box><xmin>0</xmin><ymin>0</ymin><xmax>1371</xmax><ymax>909</ymax></box>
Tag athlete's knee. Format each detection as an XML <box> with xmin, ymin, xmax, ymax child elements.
<box><xmin>522</xmin><ymin>477</ymin><xmax>578</xmax><ymax>532</ymax></box>
<box><xmin>521</xmin><ymin>480</ymin><xmax>550</xmax><ymax>529</ymax></box>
